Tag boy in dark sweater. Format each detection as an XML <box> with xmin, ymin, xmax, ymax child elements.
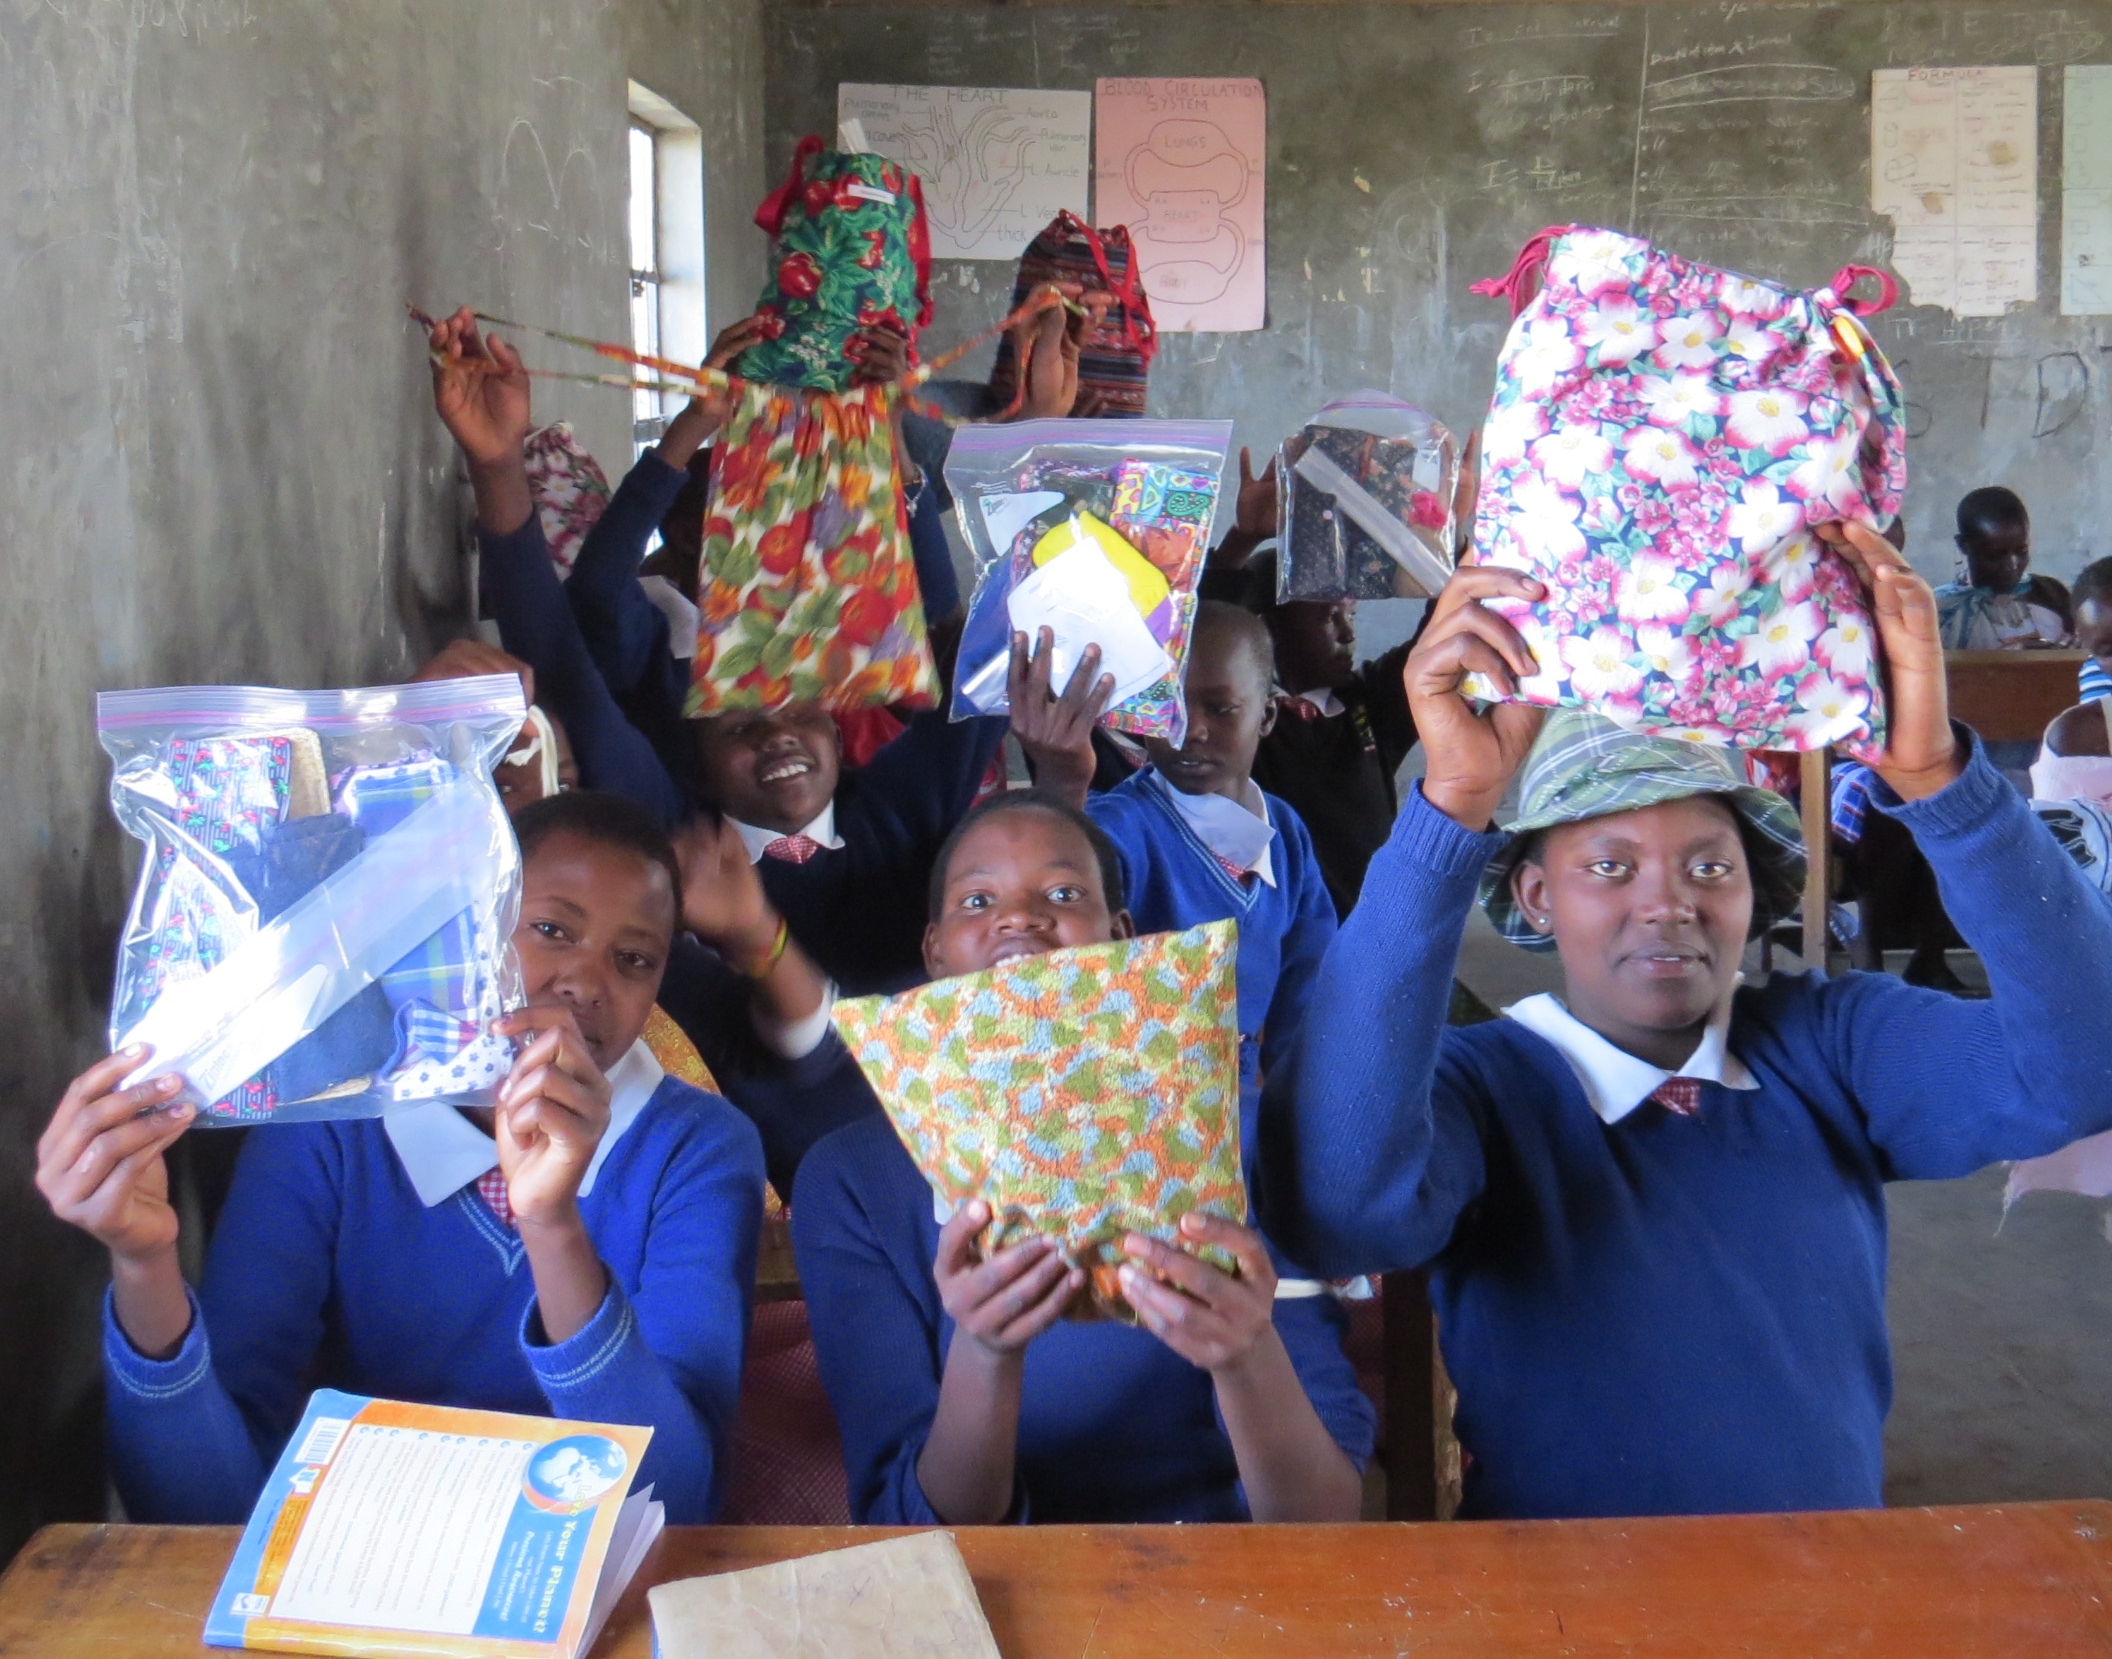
<box><xmin>1261</xmin><ymin>525</ymin><xmax>2112</xmax><ymax>1520</ymax></box>
<box><xmin>39</xmin><ymin>793</ymin><xmax>767</xmax><ymax>1525</ymax></box>
<box><xmin>793</xmin><ymin>792</ymin><xmax>1371</xmax><ymax>1525</ymax></box>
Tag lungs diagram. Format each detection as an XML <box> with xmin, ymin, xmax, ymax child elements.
<box><xmin>1096</xmin><ymin>79</ymin><xmax>1266</xmax><ymax>332</ymax></box>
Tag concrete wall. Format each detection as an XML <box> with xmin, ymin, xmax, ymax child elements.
<box><xmin>0</xmin><ymin>0</ymin><xmax>761</xmax><ymax>1562</ymax></box>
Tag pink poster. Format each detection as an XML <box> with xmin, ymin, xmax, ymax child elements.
<box><xmin>1094</xmin><ymin>78</ymin><xmax>1266</xmax><ymax>333</ymax></box>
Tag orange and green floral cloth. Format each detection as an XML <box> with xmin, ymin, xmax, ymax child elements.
<box><xmin>831</xmin><ymin>920</ymin><xmax>1244</xmax><ymax>1318</ymax></box>
<box><xmin>686</xmin><ymin>379</ymin><xmax>938</xmax><ymax>717</ymax></box>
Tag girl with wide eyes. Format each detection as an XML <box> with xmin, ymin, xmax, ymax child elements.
<box><xmin>791</xmin><ymin>790</ymin><xmax>1374</xmax><ymax>1528</ymax></box>
<box><xmin>1269</xmin><ymin>528</ymin><xmax>2112</xmax><ymax>1524</ymax></box>
<box><xmin>36</xmin><ymin>791</ymin><xmax>770</xmax><ymax>1528</ymax></box>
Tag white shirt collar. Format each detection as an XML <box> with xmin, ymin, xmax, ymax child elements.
<box><xmin>1295</xmin><ymin>687</ymin><xmax>1345</xmax><ymax>718</ymax></box>
<box><xmin>1501</xmin><ymin>989</ymin><xmax>1755</xmax><ymax>1125</ymax></box>
<box><xmin>383</xmin><ymin>1037</ymin><xmax>666</xmax><ymax>1206</ymax></box>
<box><xmin>1150</xmin><ymin>769</ymin><xmax>1278</xmax><ymax>887</ymax></box>
<box><xmin>731</xmin><ymin>803</ymin><xmax>843</xmax><ymax>864</ymax></box>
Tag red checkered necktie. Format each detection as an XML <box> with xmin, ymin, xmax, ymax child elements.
<box><xmin>1215</xmin><ymin>853</ymin><xmax>1258</xmax><ymax>887</ymax></box>
<box><xmin>1280</xmin><ymin>694</ymin><xmax>1321</xmax><ymax>723</ymax></box>
<box><xmin>1647</xmin><ymin>1078</ymin><xmax>1703</xmax><ymax>1117</ymax></box>
<box><xmin>763</xmin><ymin>834</ymin><xmax>824</xmax><ymax>865</ymax></box>
<box><xmin>475</xmin><ymin>1167</ymin><xmax>515</xmax><ymax>1230</ymax></box>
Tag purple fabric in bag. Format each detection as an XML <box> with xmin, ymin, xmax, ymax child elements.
<box><xmin>1465</xmin><ymin>225</ymin><xmax>1906</xmax><ymax>762</ymax></box>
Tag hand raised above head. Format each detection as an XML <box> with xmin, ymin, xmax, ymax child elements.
<box><xmin>427</xmin><ymin>305</ymin><xmax>532</xmax><ymax>469</ymax></box>
<box><xmin>1005</xmin><ymin>627</ymin><xmax>1112</xmax><ymax>807</ymax></box>
<box><xmin>1818</xmin><ymin>519</ymin><xmax>1960</xmax><ymax>799</ymax></box>
<box><xmin>1403</xmin><ymin>564</ymin><xmax>1548</xmax><ymax>831</ymax></box>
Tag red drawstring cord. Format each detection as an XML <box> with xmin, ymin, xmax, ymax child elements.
<box><xmin>1469</xmin><ymin>226</ymin><xmax>1565</xmax><ymax>318</ymax></box>
<box><xmin>1826</xmin><ymin>263</ymin><xmax>1899</xmax><ymax>317</ymax></box>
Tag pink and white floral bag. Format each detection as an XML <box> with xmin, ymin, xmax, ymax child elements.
<box><xmin>1463</xmin><ymin>225</ymin><xmax>1906</xmax><ymax>761</ymax></box>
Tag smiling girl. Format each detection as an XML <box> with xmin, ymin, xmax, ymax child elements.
<box><xmin>36</xmin><ymin>792</ymin><xmax>765</xmax><ymax>1526</ymax></box>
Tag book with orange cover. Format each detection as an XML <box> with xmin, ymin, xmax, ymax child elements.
<box><xmin>205</xmin><ymin>1390</ymin><xmax>660</xmax><ymax>1658</ymax></box>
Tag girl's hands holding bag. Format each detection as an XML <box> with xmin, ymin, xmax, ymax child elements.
<box><xmin>1405</xmin><ymin>564</ymin><xmax>1549</xmax><ymax>831</ymax></box>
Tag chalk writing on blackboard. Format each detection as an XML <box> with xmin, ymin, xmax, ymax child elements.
<box><xmin>2062</xmin><ymin>64</ymin><xmax>2112</xmax><ymax>315</ymax></box>
<box><xmin>1871</xmin><ymin>66</ymin><xmax>2038</xmax><ymax>318</ymax></box>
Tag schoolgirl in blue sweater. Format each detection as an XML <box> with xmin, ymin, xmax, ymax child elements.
<box><xmin>1077</xmin><ymin>601</ymin><xmax>1338</xmax><ymax>1090</ymax></box>
<box><xmin>37</xmin><ymin>792</ymin><xmax>767</xmax><ymax>1525</ymax></box>
<box><xmin>1262</xmin><ymin>526</ymin><xmax>2112</xmax><ymax>1520</ymax></box>
<box><xmin>792</xmin><ymin>791</ymin><xmax>1373</xmax><ymax>1524</ymax></box>
<box><xmin>426</xmin><ymin>307</ymin><xmax>1084</xmax><ymax>997</ymax></box>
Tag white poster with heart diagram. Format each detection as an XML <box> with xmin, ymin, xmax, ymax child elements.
<box><xmin>1094</xmin><ymin>78</ymin><xmax>1266</xmax><ymax>332</ymax></box>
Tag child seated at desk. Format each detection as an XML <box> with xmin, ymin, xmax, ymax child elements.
<box><xmin>1261</xmin><ymin>524</ymin><xmax>2112</xmax><ymax>1521</ymax></box>
<box><xmin>2035</xmin><ymin>558</ymin><xmax>2112</xmax><ymax>807</ymax></box>
<box><xmin>37</xmin><ymin>793</ymin><xmax>769</xmax><ymax>1525</ymax></box>
<box><xmin>791</xmin><ymin>791</ymin><xmax>1372</xmax><ymax>1524</ymax></box>
<box><xmin>1074</xmin><ymin>601</ymin><xmax>1338</xmax><ymax>1093</ymax></box>
<box><xmin>1935</xmin><ymin>485</ymin><xmax>2073</xmax><ymax>650</ymax></box>
<box><xmin>427</xmin><ymin>308</ymin><xmax>1056</xmax><ymax>999</ymax></box>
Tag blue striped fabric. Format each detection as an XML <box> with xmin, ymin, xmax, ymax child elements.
<box><xmin>2080</xmin><ymin>658</ymin><xmax>2111</xmax><ymax>705</ymax></box>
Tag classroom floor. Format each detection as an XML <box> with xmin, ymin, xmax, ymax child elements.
<box><xmin>1449</xmin><ymin>915</ymin><xmax>2112</xmax><ymax>1507</ymax></box>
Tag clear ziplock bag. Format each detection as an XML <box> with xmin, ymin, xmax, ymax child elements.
<box><xmin>946</xmin><ymin>418</ymin><xmax>1234</xmax><ymax>746</ymax></box>
<box><xmin>1277</xmin><ymin>393</ymin><xmax>1457</xmax><ymax>603</ymax></box>
<box><xmin>97</xmin><ymin>676</ymin><xmax>527</xmax><ymax>1124</ymax></box>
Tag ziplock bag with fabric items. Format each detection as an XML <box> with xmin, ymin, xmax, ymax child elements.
<box><xmin>945</xmin><ymin>417</ymin><xmax>1233</xmax><ymax>745</ymax></box>
<box><xmin>99</xmin><ymin>675</ymin><xmax>527</xmax><ymax>1124</ymax></box>
<box><xmin>1277</xmin><ymin>393</ymin><xmax>1457</xmax><ymax>602</ymax></box>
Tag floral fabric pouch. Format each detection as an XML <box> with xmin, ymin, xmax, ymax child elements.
<box><xmin>1464</xmin><ymin>225</ymin><xmax>1905</xmax><ymax>761</ymax></box>
<box><xmin>831</xmin><ymin>920</ymin><xmax>1245</xmax><ymax>1322</ymax></box>
<box><xmin>686</xmin><ymin>379</ymin><xmax>938</xmax><ymax>715</ymax></box>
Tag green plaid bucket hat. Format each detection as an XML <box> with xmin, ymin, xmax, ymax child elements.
<box><xmin>1479</xmin><ymin>709</ymin><xmax>1807</xmax><ymax>953</ymax></box>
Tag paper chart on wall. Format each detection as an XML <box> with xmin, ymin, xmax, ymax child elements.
<box><xmin>1094</xmin><ymin>78</ymin><xmax>1266</xmax><ymax>333</ymax></box>
<box><xmin>2062</xmin><ymin>65</ymin><xmax>2112</xmax><ymax>314</ymax></box>
<box><xmin>1870</xmin><ymin>66</ymin><xmax>2037</xmax><ymax>318</ymax></box>
<box><xmin>837</xmin><ymin>84</ymin><xmax>1092</xmax><ymax>261</ymax></box>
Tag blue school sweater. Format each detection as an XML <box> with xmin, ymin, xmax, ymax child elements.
<box><xmin>1258</xmin><ymin>733</ymin><xmax>2112</xmax><ymax>1520</ymax></box>
<box><xmin>479</xmin><ymin>500</ymin><xmax>1006</xmax><ymax>997</ymax></box>
<box><xmin>102</xmin><ymin>1077</ymin><xmax>764</xmax><ymax>1526</ymax></box>
<box><xmin>791</xmin><ymin>1115</ymin><xmax>1374</xmax><ymax>1524</ymax></box>
<box><xmin>1086</xmin><ymin>767</ymin><xmax>1338</xmax><ymax>1085</ymax></box>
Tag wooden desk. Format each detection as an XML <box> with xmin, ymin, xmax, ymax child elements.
<box><xmin>1945</xmin><ymin>649</ymin><xmax>2090</xmax><ymax>744</ymax></box>
<box><xmin>7</xmin><ymin>1505</ymin><xmax>2109</xmax><ymax>1657</ymax></box>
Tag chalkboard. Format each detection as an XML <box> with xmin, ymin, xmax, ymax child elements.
<box><xmin>765</xmin><ymin>2</ymin><xmax>2112</xmax><ymax>590</ymax></box>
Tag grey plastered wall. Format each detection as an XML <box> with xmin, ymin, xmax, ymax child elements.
<box><xmin>766</xmin><ymin>2</ymin><xmax>2112</xmax><ymax>587</ymax></box>
<box><xmin>0</xmin><ymin>0</ymin><xmax>758</xmax><ymax>1562</ymax></box>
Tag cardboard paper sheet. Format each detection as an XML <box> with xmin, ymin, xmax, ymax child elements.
<box><xmin>1094</xmin><ymin>78</ymin><xmax>1266</xmax><ymax>332</ymax></box>
<box><xmin>648</xmin><ymin>1531</ymin><xmax>1001</xmax><ymax>1659</ymax></box>
<box><xmin>2063</xmin><ymin>64</ymin><xmax>2112</xmax><ymax>314</ymax></box>
<box><xmin>1871</xmin><ymin>66</ymin><xmax>2037</xmax><ymax>317</ymax></box>
<box><xmin>837</xmin><ymin>83</ymin><xmax>1091</xmax><ymax>261</ymax></box>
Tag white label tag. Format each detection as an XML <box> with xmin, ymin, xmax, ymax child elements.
<box><xmin>845</xmin><ymin>181</ymin><xmax>897</xmax><ymax>206</ymax></box>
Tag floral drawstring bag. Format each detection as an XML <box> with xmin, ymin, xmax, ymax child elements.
<box><xmin>1463</xmin><ymin>225</ymin><xmax>1906</xmax><ymax>761</ymax></box>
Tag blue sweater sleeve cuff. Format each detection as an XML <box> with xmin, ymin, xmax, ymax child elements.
<box><xmin>1863</xmin><ymin>725</ymin><xmax>2009</xmax><ymax>841</ymax></box>
<box><xmin>102</xmin><ymin>1283</ymin><xmax>214</xmax><ymax>1402</ymax></box>
<box><xmin>520</xmin><ymin>1274</ymin><xmax>639</xmax><ymax>1393</ymax></box>
<box><xmin>1397</xmin><ymin>780</ymin><xmax>1512</xmax><ymax>880</ymax></box>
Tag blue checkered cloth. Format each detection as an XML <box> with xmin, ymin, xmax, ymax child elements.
<box><xmin>1830</xmin><ymin>762</ymin><xmax>1874</xmax><ymax>846</ymax></box>
<box><xmin>334</xmin><ymin>759</ymin><xmax>483</xmax><ymax>1020</ymax></box>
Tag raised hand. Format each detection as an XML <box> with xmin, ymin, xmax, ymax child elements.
<box><xmin>1819</xmin><ymin>519</ymin><xmax>1960</xmax><ymax>799</ymax></box>
<box><xmin>1118</xmin><ymin>1214</ymin><xmax>1277</xmax><ymax>1374</ymax></box>
<box><xmin>1404</xmin><ymin>565</ymin><xmax>1549</xmax><ymax>830</ymax></box>
<box><xmin>671</xmin><ymin>814</ymin><xmax>781</xmax><ymax>964</ymax></box>
<box><xmin>35</xmin><ymin>1050</ymin><xmax>193</xmax><ymax>1266</ymax></box>
<box><xmin>428</xmin><ymin>305</ymin><xmax>532</xmax><ymax>470</ymax></box>
<box><xmin>847</xmin><ymin>322</ymin><xmax>913</xmax><ymax>388</ymax></box>
<box><xmin>1006</xmin><ymin>627</ymin><xmax>1113</xmax><ymax>808</ymax></box>
<box><xmin>933</xmin><ymin>1201</ymin><xmax>1081</xmax><ymax>1358</ymax></box>
<box><xmin>1018</xmin><ymin>295</ymin><xmax>1080</xmax><ymax>419</ymax></box>
<box><xmin>491</xmin><ymin>1006</ymin><xmax>613</xmax><ymax>1230</ymax></box>
<box><xmin>1231</xmin><ymin>447</ymin><xmax>1278</xmax><ymax>544</ymax></box>
<box><xmin>414</xmin><ymin>638</ymin><xmax>534</xmax><ymax>710</ymax></box>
